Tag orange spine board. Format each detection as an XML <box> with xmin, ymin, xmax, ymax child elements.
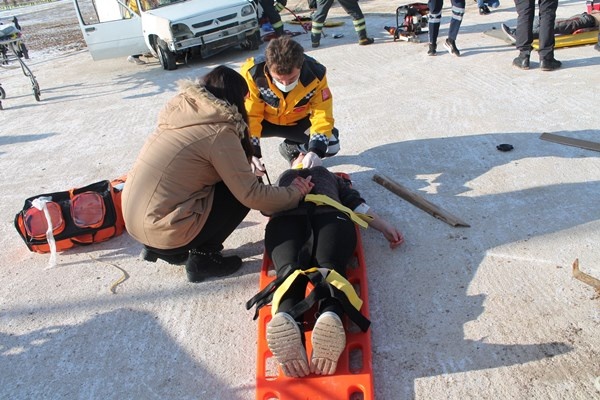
<box><xmin>255</xmin><ymin>228</ymin><xmax>375</xmax><ymax>400</ymax></box>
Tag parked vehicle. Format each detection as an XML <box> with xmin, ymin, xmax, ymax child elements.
<box><xmin>72</xmin><ymin>0</ymin><xmax>261</xmax><ymax>70</ymax></box>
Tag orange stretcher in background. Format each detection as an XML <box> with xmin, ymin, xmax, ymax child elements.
<box><xmin>254</xmin><ymin>225</ymin><xmax>375</xmax><ymax>400</ymax></box>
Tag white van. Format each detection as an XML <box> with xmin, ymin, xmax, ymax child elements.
<box><xmin>73</xmin><ymin>0</ymin><xmax>261</xmax><ymax>70</ymax></box>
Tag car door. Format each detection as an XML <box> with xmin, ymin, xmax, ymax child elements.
<box><xmin>73</xmin><ymin>0</ymin><xmax>148</xmax><ymax>60</ymax></box>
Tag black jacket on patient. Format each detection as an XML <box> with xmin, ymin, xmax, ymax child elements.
<box><xmin>274</xmin><ymin>166</ymin><xmax>365</xmax><ymax>217</ymax></box>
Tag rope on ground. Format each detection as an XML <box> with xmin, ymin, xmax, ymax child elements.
<box><xmin>87</xmin><ymin>254</ymin><xmax>130</xmax><ymax>294</ymax></box>
<box><xmin>572</xmin><ymin>258</ymin><xmax>600</xmax><ymax>296</ymax></box>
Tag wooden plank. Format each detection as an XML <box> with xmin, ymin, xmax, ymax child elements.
<box><xmin>540</xmin><ymin>132</ymin><xmax>600</xmax><ymax>152</ymax></box>
<box><xmin>372</xmin><ymin>174</ymin><xmax>470</xmax><ymax>228</ymax></box>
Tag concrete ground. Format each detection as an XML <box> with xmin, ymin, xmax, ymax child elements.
<box><xmin>1</xmin><ymin>0</ymin><xmax>599</xmax><ymax>399</ymax></box>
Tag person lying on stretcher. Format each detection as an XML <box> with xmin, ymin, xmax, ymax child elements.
<box><xmin>247</xmin><ymin>153</ymin><xmax>403</xmax><ymax>377</ymax></box>
<box><xmin>501</xmin><ymin>10</ymin><xmax>600</xmax><ymax>44</ymax></box>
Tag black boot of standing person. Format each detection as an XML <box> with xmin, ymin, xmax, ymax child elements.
<box><xmin>186</xmin><ymin>250</ymin><xmax>243</xmax><ymax>282</ymax></box>
<box><xmin>513</xmin><ymin>0</ymin><xmax>560</xmax><ymax>71</ymax></box>
<box><xmin>512</xmin><ymin>52</ymin><xmax>530</xmax><ymax>69</ymax></box>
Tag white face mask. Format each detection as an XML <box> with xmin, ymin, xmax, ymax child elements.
<box><xmin>273</xmin><ymin>77</ymin><xmax>299</xmax><ymax>93</ymax></box>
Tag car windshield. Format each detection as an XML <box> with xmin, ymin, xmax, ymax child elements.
<box><xmin>141</xmin><ymin>0</ymin><xmax>188</xmax><ymax>12</ymax></box>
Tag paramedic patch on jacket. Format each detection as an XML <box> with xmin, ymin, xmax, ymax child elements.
<box><xmin>294</xmin><ymin>105</ymin><xmax>308</xmax><ymax>113</ymax></box>
<box><xmin>322</xmin><ymin>88</ymin><xmax>331</xmax><ymax>101</ymax></box>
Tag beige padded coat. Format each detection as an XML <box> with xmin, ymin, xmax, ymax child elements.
<box><xmin>122</xmin><ymin>80</ymin><xmax>302</xmax><ymax>249</ymax></box>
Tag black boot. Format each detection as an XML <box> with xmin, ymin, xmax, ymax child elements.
<box><xmin>357</xmin><ymin>29</ymin><xmax>374</xmax><ymax>46</ymax></box>
<box><xmin>540</xmin><ymin>58</ymin><xmax>562</xmax><ymax>71</ymax></box>
<box><xmin>512</xmin><ymin>53</ymin><xmax>530</xmax><ymax>70</ymax></box>
<box><xmin>186</xmin><ymin>249</ymin><xmax>243</xmax><ymax>283</ymax></box>
<box><xmin>140</xmin><ymin>248</ymin><xmax>189</xmax><ymax>265</ymax></box>
<box><xmin>279</xmin><ymin>140</ymin><xmax>301</xmax><ymax>165</ymax></box>
<box><xmin>478</xmin><ymin>5</ymin><xmax>491</xmax><ymax>14</ymax></box>
<box><xmin>427</xmin><ymin>43</ymin><xmax>437</xmax><ymax>56</ymax></box>
<box><xmin>311</xmin><ymin>33</ymin><xmax>321</xmax><ymax>48</ymax></box>
<box><xmin>274</xmin><ymin>26</ymin><xmax>285</xmax><ymax>37</ymax></box>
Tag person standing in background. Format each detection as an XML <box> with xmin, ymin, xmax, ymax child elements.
<box><xmin>261</xmin><ymin>0</ymin><xmax>287</xmax><ymax>37</ymax></box>
<box><xmin>310</xmin><ymin>0</ymin><xmax>374</xmax><ymax>48</ymax></box>
<box><xmin>427</xmin><ymin>0</ymin><xmax>465</xmax><ymax>56</ymax></box>
<box><xmin>512</xmin><ymin>0</ymin><xmax>562</xmax><ymax>71</ymax></box>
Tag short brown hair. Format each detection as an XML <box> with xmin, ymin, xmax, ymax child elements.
<box><xmin>265</xmin><ymin>36</ymin><xmax>305</xmax><ymax>75</ymax></box>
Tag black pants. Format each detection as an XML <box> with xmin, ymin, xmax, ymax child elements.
<box><xmin>261</xmin><ymin>117</ymin><xmax>312</xmax><ymax>145</ymax></box>
<box><xmin>147</xmin><ymin>181</ymin><xmax>250</xmax><ymax>256</ymax></box>
<box><xmin>514</xmin><ymin>0</ymin><xmax>558</xmax><ymax>60</ymax></box>
<box><xmin>265</xmin><ymin>211</ymin><xmax>357</xmax><ymax>319</ymax></box>
<box><xmin>262</xmin><ymin>117</ymin><xmax>340</xmax><ymax>160</ymax></box>
<box><xmin>259</xmin><ymin>0</ymin><xmax>283</xmax><ymax>31</ymax></box>
<box><xmin>553</xmin><ymin>13</ymin><xmax>597</xmax><ymax>35</ymax></box>
<box><xmin>312</xmin><ymin>0</ymin><xmax>364</xmax><ymax>23</ymax></box>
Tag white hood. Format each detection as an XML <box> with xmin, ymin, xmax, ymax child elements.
<box><xmin>145</xmin><ymin>0</ymin><xmax>252</xmax><ymax>23</ymax></box>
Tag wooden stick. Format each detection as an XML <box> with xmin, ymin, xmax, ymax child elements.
<box><xmin>372</xmin><ymin>174</ymin><xmax>470</xmax><ymax>228</ymax></box>
<box><xmin>540</xmin><ymin>132</ymin><xmax>600</xmax><ymax>152</ymax></box>
<box><xmin>572</xmin><ymin>258</ymin><xmax>600</xmax><ymax>295</ymax></box>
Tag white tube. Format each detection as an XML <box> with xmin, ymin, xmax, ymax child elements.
<box><xmin>31</xmin><ymin>196</ymin><xmax>57</xmax><ymax>268</ymax></box>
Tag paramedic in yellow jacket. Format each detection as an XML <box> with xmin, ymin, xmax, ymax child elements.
<box><xmin>240</xmin><ymin>36</ymin><xmax>339</xmax><ymax>171</ymax></box>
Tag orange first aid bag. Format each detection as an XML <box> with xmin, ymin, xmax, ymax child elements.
<box><xmin>14</xmin><ymin>177</ymin><xmax>126</xmax><ymax>253</ymax></box>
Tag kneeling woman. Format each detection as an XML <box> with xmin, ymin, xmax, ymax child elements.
<box><xmin>122</xmin><ymin>66</ymin><xmax>313</xmax><ymax>283</ymax></box>
<box><xmin>251</xmin><ymin>154</ymin><xmax>404</xmax><ymax>377</ymax></box>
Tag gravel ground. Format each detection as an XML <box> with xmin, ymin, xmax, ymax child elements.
<box><xmin>2</xmin><ymin>1</ymin><xmax>88</xmax><ymax>55</ymax></box>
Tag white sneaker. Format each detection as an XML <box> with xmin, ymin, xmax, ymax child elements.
<box><xmin>501</xmin><ymin>23</ymin><xmax>516</xmax><ymax>44</ymax></box>
<box><xmin>127</xmin><ymin>55</ymin><xmax>145</xmax><ymax>65</ymax></box>
<box><xmin>310</xmin><ymin>311</ymin><xmax>346</xmax><ymax>375</ymax></box>
<box><xmin>266</xmin><ymin>312</ymin><xmax>310</xmax><ymax>377</ymax></box>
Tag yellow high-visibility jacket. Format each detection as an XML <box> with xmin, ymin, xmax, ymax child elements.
<box><xmin>240</xmin><ymin>55</ymin><xmax>334</xmax><ymax>157</ymax></box>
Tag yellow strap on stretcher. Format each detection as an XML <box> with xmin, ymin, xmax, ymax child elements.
<box><xmin>271</xmin><ymin>267</ymin><xmax>363</xmax><ymax>317</ymax></box>
<box><xmin>304</xmin><ymin>194</ymin><xmax>372</xmax><ymax>228</ymax></box>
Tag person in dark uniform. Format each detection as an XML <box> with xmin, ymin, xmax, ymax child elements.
<box><xmin>260</xmin><ymin>0</ymin><xmax>286</xmax><ymax>37</ymax></box>
<box><xmin>310</xmin><ymin>0</ymin><xmax>374</xmax><ymax>48</ymax></box>
<box><xmin>512</xmin><ymin>0</ymin><xmax>562</xmax><ymax>71</ymax></box>
<box><xmin>427</xmin><ymin>0</ymin><xmax>465</xmax><ymax>56</ymax></box>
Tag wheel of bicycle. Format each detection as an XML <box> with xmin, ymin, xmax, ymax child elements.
<box><xmin>33</xmin><ymin>83</ymin><xmax>40</xmax><ymax>101</ymax></box>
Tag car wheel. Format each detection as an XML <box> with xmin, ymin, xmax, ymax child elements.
<box><xmin>157</xmin><ymin>39</ymin><xmax>177</xmax><ymax>70</ymax></box>
<box><xmin>241</xmin><ymin>31</ymin><xmax>261</xmax><ymax>51</ymax></box>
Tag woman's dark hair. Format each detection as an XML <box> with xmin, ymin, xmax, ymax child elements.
<box><xmin>202</xmin><ymin>65</ymin><xmax>253</xmax><ymax>159</ymax></box>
